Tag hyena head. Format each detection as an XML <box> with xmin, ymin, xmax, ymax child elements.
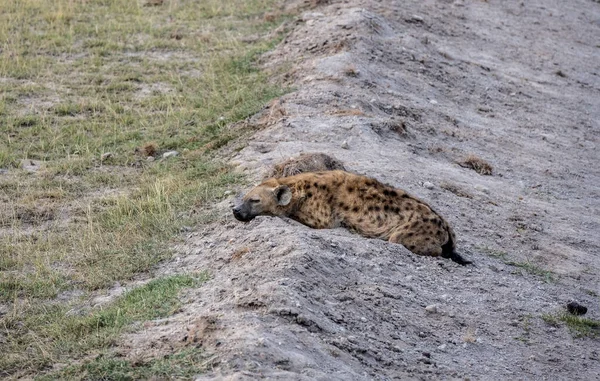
<box><xmin>232</xmin><ymin>180</ymin><xmax>292</xmax><ymax>222</ymax></box>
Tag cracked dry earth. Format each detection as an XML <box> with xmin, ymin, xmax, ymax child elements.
<box><xmin>122</xmin><ymin>0</ymin><xmax>600</xmax><ymax>379</ymax></box>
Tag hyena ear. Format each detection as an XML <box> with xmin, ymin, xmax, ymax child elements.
<box><xmin>275</xmin><ymin>185</ymin><xmax>292</xmax><ymax>206</ymax></box>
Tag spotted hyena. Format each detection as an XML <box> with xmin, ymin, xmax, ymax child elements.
<box><xmin>233</xmin><ymin>170</ymin><xmax>471</xmax><ymax>265</ymax></box>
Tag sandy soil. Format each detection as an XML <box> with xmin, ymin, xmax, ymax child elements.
<box><xmin>122</xmin><ymin>0</ymin><xmax>600</xmax><ymax>379</ymax></box>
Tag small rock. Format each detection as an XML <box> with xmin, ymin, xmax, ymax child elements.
<box><xmin>437</xmin><ymin>344</ymin><xmax>447</xmax><ymax>351</ymax></box>
<box><xmin>162</xmin><ymin>150</ymin><xmax>179</xmax><ymax>158</ymax></box>
<box><xmin>474</xmin><ymin>184</ymin><xmax>490</xmax><ymax>194</ymax></box>
<box><xmin>360</xmin><ymin>317</ymin><xmax>367</xmax><ymax>322</ymax></box>
<box><xmin>425</xmin><ymin>304</ymin><xmax>438</xmax><ymax>314</ymax></box>
<box><xmin>341</xmin><ymin>140</ymin><xmax>350</xmax><ymax>149</ymax></box>
<box><xmin>100</xmin><ymin>152</ymin><xmax>113</xmax><ymax>161</ymax></box>
<box><xmin>423</xmin><ymin>181</ymin><xmax>434</xmax><ymax>190</ymax></box>
<box><xmin>566</xmin><ymin>301</ymin><xmax>588</xmax><ymax>316</ymax></box>
<box><xmin>146</xmin><ymin>156</ymin><xmax>155</xmax><ymax>162</ymax></box>
<box><xmin>429</xmin><ymin>99</ymin><xmax>438</xmax><ymax>105</ymax></box>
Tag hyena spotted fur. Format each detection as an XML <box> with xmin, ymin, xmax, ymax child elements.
<box><xmin>233</xmin><ymin>170</ymin><xmax>471</xmax><ymax>265</ymax></box>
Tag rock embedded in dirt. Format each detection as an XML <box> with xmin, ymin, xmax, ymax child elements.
<box><xmin>162</xmin><ymin>150</ymin><xmax>179</xmax><ymax>159</ymax></box>
<box><xmin>425</xmin><ymin>304</ymin><xmax>438</xmax><ymax>313</ymax></box>
<box><xmin>566</xmin><ymin>301</ymin><xmax>588</xmax><ymax>316</ymax></box>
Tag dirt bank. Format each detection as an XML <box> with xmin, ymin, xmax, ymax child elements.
<box><xmin>125</xmin><ymin>0</ymin><xmax>600</xmax><ymax>379</ymax></box>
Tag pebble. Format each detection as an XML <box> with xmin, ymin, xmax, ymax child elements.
<box><xmin>474</xmin><ymin>184</ymin><xmax>490</xmax><ymax>194</ymax></box>
<box><xmin>429</xmin><ymin>99</ymin><xmax>438</xmax><ymax>105</ymax></box>
<box><xmin>100</xmin><ymin>152</ymin><xmax>113</xmax><ymax>161</ymax></box>
<box><xmin>425</xmin><ymin>304</ymin><xmax>438</xmax><ymax>314</ymax></box>
<box><xmin>162</xmin><ymin>150</ymin><xmax>179</xmax><ymax>158</ymax></box>
<box><xmin>423</xmin><ymin>181</ymin><xmax>434</xmax><ymax>190</ymax></box>
<box><xmin>341</xmin><ymin>140</ymin><xmax>350</xmax><ymax>149</ymax></box>
<box><xmin>437</xmin><ymin>344</ymin><xmax>447</xmax><ymax>351</ymax></box>
<box><xmin>147</xmin><ymin>156</ymin><xmax>155</xmax><ymax>162</ymax></box>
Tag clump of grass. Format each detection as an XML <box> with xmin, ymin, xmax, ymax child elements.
<box><xmin>344</xmin><ymin>64</ymin><xmax>360</xmax><ymax>77</ymax></box>
<box><xmin>476</xmin><ymin>245</ymin><xmax>508</xmax><ymax>260</ymax></box>
<box><xmin>506</xmin><ymin>261</ymin><xmax>555</xmax><ymax>282</ymax></box>
<box><xmin>1</xmin><ymin>273</ymin><xmax>208</xmax><ymax>377</ymax></box>
<box><xmin>440</xmin><ymin>181</ymin><xmax>474</xmax><ymax>199</ymax></box>
<box><xmin>542</xmin><ymin>312</ymin><xmax>600</xmax><ymax>338</ymax></box>
<box><xmin>458</xmin><ymin>154</ymin><xmax>493</xmax><ymax>175</ymax></box>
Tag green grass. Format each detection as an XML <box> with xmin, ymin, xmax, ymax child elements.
<box><xmin>506</xmin><ymin>261</ymin><xmax>555</xmax><ymax>282</ymax></box>
<box><xmin>0</xmin><ymin>0</ymin><xmax>291</xmax><ymax>377</ymax></box>
<box><xmin>542</xmin><ymin>313</ymin><xmax>600</xmax><ymax>338</ymax></box>
<box><xmin>2</xmin><ymin>273</ymin><xmax>208</xmax><ymax>379</ymax></box>
<box><xmin>42</xmin><ymin>348</ymin><xmax>209</xmax><ymax>381</ymax></box>
<box><xmin>476</xmin><ymin>246</ymin><xmax>555</xmax><ymax>282</ymax></box>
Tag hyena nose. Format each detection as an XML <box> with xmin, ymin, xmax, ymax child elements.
<box><xmin>232</xmin><ymin>206</ymin><xmax>243</xmax><ymax>219</ymax></box>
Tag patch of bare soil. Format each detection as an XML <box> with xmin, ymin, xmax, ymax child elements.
<box><xmin>125</xmin><ymin>0</ymin><xmax>600</xmax><ymax>379</ymax></box>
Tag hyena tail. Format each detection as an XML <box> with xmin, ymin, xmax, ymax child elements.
<box><xmin>441</xmin><ymin>233</ymin><xmax>472</xmax><ymax>266</ymax></box>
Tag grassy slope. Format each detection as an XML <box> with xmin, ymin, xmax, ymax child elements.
<box><xmin>0</xmin><ymin>0</ymin><xmax>288</xmax><ymax>377</ymax></box>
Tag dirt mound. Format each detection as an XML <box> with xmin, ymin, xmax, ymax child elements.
<box><xmin>126</xmin><ymin>0</ymin><xmax>600</xmax><ymax>379</ymax></box>
<box><xmin>267</xmin><ymin>152</ymin><xmax>346</xmax><ymax>178</ymax></box>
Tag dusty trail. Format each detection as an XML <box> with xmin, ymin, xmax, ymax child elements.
<box><xmin>124</xmin><ymin>1</ymin><xmax>600</xmax><ymax>379</ymax></box>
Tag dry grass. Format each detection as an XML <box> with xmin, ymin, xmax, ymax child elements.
<box><xmin>343</xmin><ymin>64</ymin><xmax>360</xmax><ymax>77</ymax></box>
<box><xmin>329</xmin><ymin>108</ymin><xmax>364</xmax><ymax>116</ymax></box>
<box><xmin>440</xmin><ymin>181</ymin><xmax>474</xmax><ymax>199</ymax></box>
<box><xmin>0</xmin><ymin>0</ymin><xmax>290</xmax><ymax>377</ymax></box>
<box><xmin>458</xmin><ymin>155</ymin><xmax>494</xmax><ymax>175</ymax></box>
<box><xmin>463</xmin><ymin>326</ymin><xmax>477</xmax><ymax>343</ymax></box>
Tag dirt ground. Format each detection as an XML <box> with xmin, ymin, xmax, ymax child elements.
<box><xmin>122</xmin><ymin>0</ymin><xmax>600</xmax><ymax>379</ymax></box>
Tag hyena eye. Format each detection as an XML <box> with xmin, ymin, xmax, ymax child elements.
<box><xmin>249</xmin><ymin>199</ymin><xmax>260</xmax><ymax>203</ymax></box>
